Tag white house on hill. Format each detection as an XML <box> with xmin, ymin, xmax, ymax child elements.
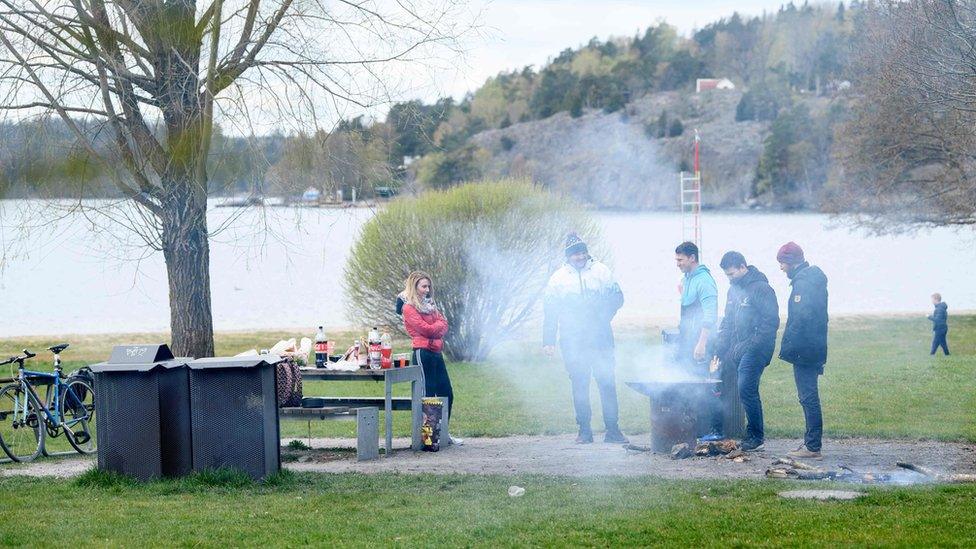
<box><xmin>696</xmin><ymin>78</ymin><xmax>735</xmax><ymax>93</ymax></box>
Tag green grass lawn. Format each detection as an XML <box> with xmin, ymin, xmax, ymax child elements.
<box><xmin>2</xmin><ymin>316</ymin><xmax>974</xmax><ymax>442</ymax></box>
<box><xmin>1</xmin><ymin>470</ymin><xmax>975</xmax><ymax>547</ymax></box>
<box><xmin>1</xmin><ymin>317</ymin><xmax>973</xmax><ymax>546</ymax></box>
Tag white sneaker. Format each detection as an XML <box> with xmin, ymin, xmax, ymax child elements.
<box><xmin>450</xmin><ymin>436</ymin><xmax>464</xmax><ymax>446</ymax></box>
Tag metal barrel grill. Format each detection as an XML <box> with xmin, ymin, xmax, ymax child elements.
<box><xmin>626</xmin><ymin>379</ymin><xmax>721</xmax><ymax>453</ymax></box>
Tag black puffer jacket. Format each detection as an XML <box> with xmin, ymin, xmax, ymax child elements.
<box><xmin>928</xmin><ymin>302</ymin><xmax>948</xmax><ymax>332</ymax></box>
<box><xmin>779</xmin><ymin>262</ymin><xmax>829</xmax><ymax>366</ymax></box>
<box><xmin>715</xmin><ymin>266</ymin><xmax>780</xmax><ymax>367</ymax></box>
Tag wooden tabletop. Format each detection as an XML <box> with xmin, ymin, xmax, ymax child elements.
<box><xmin>299</xmin><ymin>365</ymin><xmax>420</xmax><ymax>381</ymax></box>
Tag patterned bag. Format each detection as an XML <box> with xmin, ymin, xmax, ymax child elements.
<box><xmin>275</xmin><ymin>357</ymin><xmax>303</xmax><ymax>407</ymax></box>
<box><xmin>421</xmin><ymin>398</ymin><xmax>443</xmax><ymax>452</ymax></box>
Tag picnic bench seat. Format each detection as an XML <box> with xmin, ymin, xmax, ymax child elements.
<box><xmin>279</xmin><ymin>405</ymin><xmax>379</xmax><ymax>461</ymax></box>
<box><xmin>301</xmin><ymin>397</ymin><xmax>414</xmax><ymax>411</ymax></box>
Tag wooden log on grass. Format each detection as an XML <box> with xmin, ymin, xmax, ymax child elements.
<box><xmin>896</xmin><ymin>463</ymin><xmax>976</xmax><ymax>483</ymax></box>
<box><xmin>897</xmin><ymin>462</ymin><xmax>938</xmax><ymax>477</ymax></box>
<box><xmin>774</xmin><ymin>457</ymin><xmax>822</xmax><ymax>472</ymax></box>
<box><xmin>766</xmin><ymin>467</ymin><xmax>791</xmax><ymax>479</ymax></box>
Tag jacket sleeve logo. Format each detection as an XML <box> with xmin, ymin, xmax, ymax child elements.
<box><xmin>794</xmin><ymin>295</ymin><xmax>802</xmax><ymax>303</ymax></box>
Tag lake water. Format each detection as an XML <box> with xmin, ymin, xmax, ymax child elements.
<box><xmin>1</xmin><ymin>200</ymin><xmax>973</xmax><ymax>337</ymax></box>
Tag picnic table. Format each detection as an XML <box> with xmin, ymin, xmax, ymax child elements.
<box><xmin>296</xmin><ymin>366</ymin><xmax>425</xmax><ymax>455</ymax></box>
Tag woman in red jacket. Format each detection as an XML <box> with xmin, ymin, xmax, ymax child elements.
<box><xmin>401</xmin><ymin>270</ymin><xmax>454</xmax><ymax>419</ymax></box>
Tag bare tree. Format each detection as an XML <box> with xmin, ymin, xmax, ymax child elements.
<box><xmin>830</xmin><ymin>0</ymin><xmax>976</xmax><ymax>231</ymax></box>
<box><xmin>0</xmin><ymin>0</ymin><xmax>472</xmax><ymax>356</ymax></box>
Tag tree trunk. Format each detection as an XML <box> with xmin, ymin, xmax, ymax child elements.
<box><xmin>161</xmin><ymin>176</ymin><xmax>215</xmax><ymax>358</ymax></box>
<box><xmin>155</xmin><ymin>10</ymin><xmax>213</xmax><ymax>358</ymax></box>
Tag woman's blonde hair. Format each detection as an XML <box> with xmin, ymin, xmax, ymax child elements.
<box><xmin>403</xmin><ymin>271</ymin><xmax>433</xmax><ymax>310</ymax></box>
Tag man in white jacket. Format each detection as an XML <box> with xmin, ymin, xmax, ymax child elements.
<box><xmin>543</xmin><ymin>233</ymin><xmax>628</xmax><ymax>444</ymax></box>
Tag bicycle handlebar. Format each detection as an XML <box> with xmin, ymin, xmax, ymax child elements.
<box><xmin>0</xmin><ymin>349</ymin><xmax>36</xmax><ymax>366</ymax></box>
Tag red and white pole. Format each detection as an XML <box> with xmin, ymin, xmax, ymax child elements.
<box><xmin>693</xmin><ymin>129</ymin><xmax>701</xmax><ymax>248</ymax></box>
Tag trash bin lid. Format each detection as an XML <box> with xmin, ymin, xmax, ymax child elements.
<box><xmin>188</xmin><ymin>354</ymin><xmax>283</xmax><ymax>369</ymax></box>
<box><xmin>90</xmin><ymin>344</ymin><xmax>192</xmax><ymax>373</ymax></box>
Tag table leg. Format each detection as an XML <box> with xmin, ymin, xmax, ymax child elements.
<box><xmin>385</xmin><ymin>377</ymin><xmax>393</xmax><ymax>457</ymax></box>
<box><xmin>411</xmin><ymin>377</ymin><xmax>423</xmax><ymax>450</ymax></box>
<box><xmin>440</xmin><ymin>396</ymin><xmax>450</xmax><ymax>447</ymax></box>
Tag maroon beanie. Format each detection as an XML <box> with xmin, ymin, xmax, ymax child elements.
<box><xmin>777</xmin><ymin>241</ymin><xmax>805</xmax><ymax>265</ymax></box>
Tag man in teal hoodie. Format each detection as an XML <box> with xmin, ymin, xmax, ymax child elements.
<box><xmin>674</xmin><ymin>241</ymin><xmax>722</xmax><ymax>438</ymax></box>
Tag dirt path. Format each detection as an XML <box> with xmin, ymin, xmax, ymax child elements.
<box><xmin>3</xmin><ymin>437</ymin><xmax>974</xmax><ymax>482</ymax></box>
<box><xmin>0</xmin><ymin>455</ymin><xmax>94</xmax><ymax>479</ymax></box>
<box><xmin>286</xmin><ymin>435</ymin><xmax>976</xmax><ymax>481</ymax></box>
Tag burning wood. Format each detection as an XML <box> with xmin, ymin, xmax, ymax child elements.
<box><xmin>767</xmin><ymin>458</ymin><xmax>892</xmax><ymax>483</ymax></box>
<box><xmin>670</xmin><ymin>443</ymin><xmax>693</xmax><ymax>460</ymax></box>
<box><xmin>725</xmin><ymin>449</ymin><xmax>751</xmax><ymax>462</ymax></box>
<box><xmin>897</xmin><ymin>462</ymin><xmax>976</xmax><ymax>484</ymax></box>
<box><xmin>694</xmin><ymin>439</ymin><xmax>739</xmax><ymax>457</ymax></box>
<box><xmin>667</xmin><ymin>440</ymin><xmax>743</xmax><ymax>460</ymax></box>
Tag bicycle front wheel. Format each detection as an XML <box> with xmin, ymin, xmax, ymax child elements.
<box><xmin>60</xmin><ymin>379</ymin><xmax>96</xmax><ymax>455</ymax></box>
<box><xmin>0</xmin><ymin>383</ymin><xmax>43</xmax><ymax>462</ymax></box>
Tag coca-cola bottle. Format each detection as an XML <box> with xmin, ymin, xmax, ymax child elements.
<box><xmin>368</xmin><ymin>327</ymin><xmax>382</xmax><ymax>369</ymax></box>
<box><xmin>380</xmin><ymin>331</ymin><xmax>392</xmax><ymax>369</ymax></box>
<box><xmin>314</xmin><ymin>326</ymin><xmax>328</xmax><ymax>368</ymax></box>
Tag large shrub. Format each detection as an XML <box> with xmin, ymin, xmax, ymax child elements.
<box><xmin>344</xmin><ymin>179</ymin><xmax>603</xmax><ymax>361</ymax></box>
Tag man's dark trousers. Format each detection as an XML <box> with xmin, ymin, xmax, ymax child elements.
<box><xmin>563</xmin><ymin>350</ymin><xmax>619</xmax><ymax>432</ymax></box>
<box><xmin>931</xmin><ymin>330</ymin><xmax>950</xmax><ymax>355</ymax></box>
<box><xmin>737</xmin><ymin>351</ymin><xmax>766</xmax><ymax>442</ymax></box>
<box><xmin>792</xmin><ymin>363</ymin><xmax>823</xmax><ymax>452</ymax></box>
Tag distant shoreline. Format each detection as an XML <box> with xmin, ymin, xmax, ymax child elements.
<box><xmin>4</xmin><ymin>311</ymin><xmax>970</xmax><ymax>340</ymax></box>
<box><xmin>1</xmin><ymin>196</ymin><xmax>828</xmax><ymax>215</ymax></box>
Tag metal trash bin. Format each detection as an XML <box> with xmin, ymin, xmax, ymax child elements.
<box><xmin>90</xmin><ymin>344</ymin><xmax>193</xmax><ymax>480</ymax></box>
<box><xmin>188</xmin><ymin>355</ymin><xmax>281</xmax><ymax>479</ymax></box>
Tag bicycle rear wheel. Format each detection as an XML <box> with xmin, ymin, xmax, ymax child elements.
<box><xmin>0</xmin><ymin>383</ymin><xmax>43</xmax><ymax>462</ymax></box>
<box><xmin>60</xmin><ymin>379</ymin><xmax>96</xmax><ymax>454</ymax></box>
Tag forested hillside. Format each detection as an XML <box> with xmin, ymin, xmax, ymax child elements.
<box><xmin>1</xmin><ymin>1</ymin><xmax>860</xmax><ymax>210</ymax></box>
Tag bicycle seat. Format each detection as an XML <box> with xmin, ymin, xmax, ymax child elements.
<box><xmin>48</xmin><ymin>343</ymin><xmax>69</xmax><ymax>354</ymax></box>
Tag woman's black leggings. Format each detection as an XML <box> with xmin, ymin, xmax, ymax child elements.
<box><xmin>413</xmin><ymin>348</ymin><xmax>454</xmax><ymax>418</ymax></box>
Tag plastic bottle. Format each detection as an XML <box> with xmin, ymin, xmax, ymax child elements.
<box><xmin>380</xmin><ymin>332</ymin><xmax>392</xmax><ymax>369</ymax></box>
<box><xmin>368</xmin><ymin>327</ymin><xmax>382</xmax><ymax>369</ymax></box>
<box><xmin>314</xmin><ymin>326</ymin><xmax>328</xmax><ymax>368</ymax></box>
<box><xmin>355</xmin><ymin>339</ymin><xmax>367</xmax><ymax>368</ymax></box>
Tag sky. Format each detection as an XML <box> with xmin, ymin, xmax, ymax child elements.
<box><xmin>408</xmin><ymin>0</ymin><xmax>799</xmax><ymax>105</ymax></box>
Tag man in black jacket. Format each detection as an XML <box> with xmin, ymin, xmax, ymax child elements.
<box><xmin>714</xmin><ymin>251</ymin><xmax>779</xmax><ymax>452</ymax></box>
<box><xmin>928</xmin><ymin>293</ymin><xmax>950</xmax><ymax>356</ymax></box>
<box><xmin>776</xmin><ymin>242</ymin><xmax>828</xmax><ymax>460</ymax></box>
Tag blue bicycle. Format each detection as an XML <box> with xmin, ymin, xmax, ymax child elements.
<box><xmin>0</xmin><ymin>344</ymin><xmax>96</xmax><ymax>462</ymax></box>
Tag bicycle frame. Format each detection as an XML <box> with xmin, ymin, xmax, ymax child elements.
<box><xmin>12</xmin><ymin>361</ymin><xmax>87</xmax><ymax>432</ymax></box>
<box><xmin>0</xmin><ymin>345</ymin><xmax>94</xmax><ymax>461</ymax></box>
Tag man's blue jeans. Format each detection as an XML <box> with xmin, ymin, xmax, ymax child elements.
<box><xmin>792</xmin><ymin>362</ymin><xmax>824</xmax><ymax>452</ymax></box>
<box><xmin>563</xmin><ymin>349</ymin><xmax>619</xmax><ymax>433</ymax></box>
<box><xmin>736</xmin><ymin>352</ymin><xmax>767</xmax><ymax>442</ymax></box>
